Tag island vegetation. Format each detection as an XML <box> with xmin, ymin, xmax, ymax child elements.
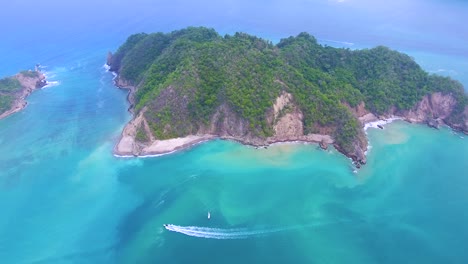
<box><xmin>108</xmin><ymin>27</ymin><xmax>468</xmax><ymax>165</ymax></box>
<box><xmin>0</xmin><ymin>70</ymin><xmax>47</xmax><ymax>119</ymax></box>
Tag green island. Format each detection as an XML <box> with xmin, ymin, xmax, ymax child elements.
<box><xmin>107</xmin><ymin>27</ymin><xmax>468</xmax><ymax>165</ymax></box>
<box><xmin>0</xmin><ymin>69</ymin><xmax>47</xmax><ymax>119</ymax></box>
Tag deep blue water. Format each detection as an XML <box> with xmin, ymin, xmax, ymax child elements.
<box><xmin>0</xmin><ymin>1</ymin><xmax>467</xmax><ymax>263</ymax></box>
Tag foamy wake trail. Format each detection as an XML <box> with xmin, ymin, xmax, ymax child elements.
<box><xmin>165</xmin><ymin>212</ymin><xmax>412</xmax><ymax>239</ymax></box>
<box><xmin>164</xmin><ymin>225</ymin><xmax>295</xmax><ymax>239</ymax></box>
<box><xmin>164</xmin><ymin>219</ymin><xmax>355</xmax><ymax>240</ymax></box>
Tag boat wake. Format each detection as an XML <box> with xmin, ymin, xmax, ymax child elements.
<box><xmin>163</xmin><ymin>218</ymin><xmax>357</xmax><ymax>240</ymax></box>
<box><xmin>164</xmin><ymin>224</ymin><xmax>292</xmax><ymax>240</ymax></box>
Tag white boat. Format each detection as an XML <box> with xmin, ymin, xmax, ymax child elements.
<box><xmin>208</xmin><ymin>212</ymin><xmax>211</xmax><ymax>219</ymax></box>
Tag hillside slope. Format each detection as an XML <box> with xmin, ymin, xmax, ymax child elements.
<box><xmin>108</xmin><ymin>27</ymin><xmax>468</xmax><ymax>165</ymax></box>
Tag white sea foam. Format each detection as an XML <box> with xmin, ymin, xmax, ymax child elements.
<box><xmin>42</xmin><ymin>81</ymin><xmax>60</xmax><ymax>89</ymax></box>
<box><xmin>40</xmin><ymin>67</ymin><xmax>61</xmax><ymax>89</ymax></box>
<box><xmin>269</xmin><ymin>141</ymin><xmax>311</xmax><ymax>147</ymax></box>
<box><xmin>164</xmin><ymin>219</ymin><xmax>354</xmax><ymax>240</ymax></box>
<box><xmin>164</xmin><ymin>225</ymin><xmax>290</xmax><ymax>239</ymax></box>
<box><xmin>113</xmin><ymin>154</ymin><xmax>135</xmax><ymax>158</ymax></box>
<box><xmin>113</xmin><ymin>149</ymin><xmax>178</xmax><ymax>159</ymax></box>
<box><xmin>140</xmin><ymin>150</ymin><xmax>178</xmax><ymax>158</ymax></box>
<box><xmin>364</xmin><ymin>144</ymin><xmax>373</xmax><ymax>156</ymax></box>
<box><xmin>363</xmin><ymin>117</ymin><xmax>401</xmax><ymax>132</ymax></box>
<box><xmin>103</xmin><ymin>63</ymin><xmax>117</xmax><ymax>80</ymax></box>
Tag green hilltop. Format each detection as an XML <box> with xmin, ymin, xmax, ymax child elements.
<box><xmin>108</xmin><ymin>27</ymin><xmax>467</xmax><ymax>163</ymax></box>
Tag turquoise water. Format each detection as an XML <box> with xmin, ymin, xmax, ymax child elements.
<box><xmin>0</xmin><ymin>54</ymin><xmax>467</xmax><ymax>263</ymax></box>
<box><xmin>1</xmin><ymin>0</ymin><xmax>468</xmax><ymax>263</ymax></box>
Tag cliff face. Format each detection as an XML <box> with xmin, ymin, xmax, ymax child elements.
<box><xmin>108</xmin><ymin>28</ymin><xmax>468</xmax><ymax>166</ymax></box>
<box><xmin>401</xmin><ymin>92</ymin><xmax>468</xmax><ymax>133</ymax></box>
<box><xmin>112</xmin><ymin>66</ymin><xmax>465</xmax><ymax>164</ymax></box>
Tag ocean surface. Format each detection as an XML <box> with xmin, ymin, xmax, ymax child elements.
<box><xmin>1</xmin><ymin>1</ymin><xmax>467</xmax><ymax>263</ymax></box>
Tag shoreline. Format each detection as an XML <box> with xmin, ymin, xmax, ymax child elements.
<box><xmin>107</xmin><ymin>63</ymin><xmax>466</xmax><ymax>165</ymax></box>
<box><xmin>113</xmin><ymin>134</ymin><xmax>335</xmax><ymax>158</ymax></box>
<box><xmin>106</xmin><ymin>63</ymin><xmax>338</xmax><ymax>160</ymax></box>
<box><xmin>111</xmin><ymin>114</ymin><xmax>438</xmax><ymax>160</ymax></box>
<box><xmin>0</xmin><ymin>71</ymin><xmax>47</xmax><ymax>120</ymax></box>
<box><xmin>113</xmin><ymin>135</ymin><xmax>215</xmax><ymax>158</ymax></box>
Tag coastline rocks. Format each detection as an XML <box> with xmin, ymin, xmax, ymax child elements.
<box><xmin>319</xmin><ymin>139</ymin><xmax>328</xmax><ymax>150</ymax></box>
<box><xmin>404</xmin><ymin>92</ymin><xmax>456</xmax><ymax>123</ymax></box>
<box><xmin>426</xmin><ymin>118</ymin><xmax>440</xmax><ymax>129</ymax></box>
<box><xmin>400</xmin><ymin>92</ymin><xmax>467</xmax><ymax>134</ymax></box>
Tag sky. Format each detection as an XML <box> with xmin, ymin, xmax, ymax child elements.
<box><xmin>1</xmin><ymin>0</ymin><xmax>467</xmax><ymax>63</ymax></box>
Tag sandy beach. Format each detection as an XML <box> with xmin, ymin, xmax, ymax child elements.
<box><xmin>114</xmin><ymin>131</ymin><xmax>335</xmax><ymax>158</ymax></box>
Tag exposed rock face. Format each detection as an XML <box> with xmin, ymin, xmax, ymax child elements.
<box><xmin>347</xmin><ymin>101</ymin><xmax>369</xmax><ymax>118</ymax></box>
<box><xmin>16</xmin><ymin>72</ymin><xmax>47</xmax><ymax>90</ymax></box>
<box><xmin>334</xmin><ymin>130</ymin><xmax>368</xmax><ymax>166</ymax></box>
<box><xmin>319</xmin><ymin>139</ymin><xmax>328</xmax><ymax>150</ymax></box>
<box><xmin>272</xmin><ymin>92</ymin><xmax>304</xmax><ymax>139</ymax></box>
<box><xmin>405</xmin><ymin>93</ymin><xmax>456</xmax><ymax>122</ymax></box>
<box><xmin>115</xmin><ymin>111</ymin><xmax>144</xmax><ymax>156</ymax></box>
<box><xmin>206</xmin><ymin>103</ymin><xmax>251</xmax><ymax>138</ymax></box>
<box><xmin>108</xmin><ymin>58</ymin><xmax>466</xmax><ymax>167</ymax></box>
<box><xmin>114</xmin><ymin>87</ymin><xmax>335</xmax><ymax>156</ymax></box>
<box><xmin>115</xmin><ymin>108</ymin><xmax>215</xmax><ymax>156</ymax></box>
<box><xmin>402</xmin><ymin>92</ymin><xmax>467</xmax><ymax>133</ymax></box>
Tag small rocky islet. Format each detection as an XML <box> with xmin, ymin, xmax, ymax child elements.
<box><xmin>0</xmin><ymin>66</ymin><xmax>47</xmax><ymax>119</ymax></box>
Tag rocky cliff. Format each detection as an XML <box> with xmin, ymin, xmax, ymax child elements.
<box><xmin>107</xmin><ymin>28</ymin><xmax>468</xmax><ymax>166</ymax></box>
<box><xmin>402</xmin><ymin>92</ymin><xmax>468</xmax><ymax>132</ymax></box>
<box><xmin>111</xmin><ymin>65</ymin><xmax>466</xmax><ymax>165</ymax></box>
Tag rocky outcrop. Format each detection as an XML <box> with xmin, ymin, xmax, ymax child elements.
<box><xmin>404</xmin><ymin>93</ymin><xmax>455</xmax><ymax>122</ymax></box>
<box><xmin>333</xmin><ymin>129</ymin><xmax>368</xmax><ymax>167</ymax></box>
<box><xmin>401</xmin><ymin>92</ymin><xmax>467</xmax><ymax>133</ymax></box>
<box><xmin>343</xmin><ymin>92</ymin><xmax>467</xmax><ymax>166</ymax></box>
<box><xmin>115</xmin><ymin>108</ymin><xmax>215</xmax><ymax>156</ymax></box>
<box><xmin>0</xmin><ymin>70</ymin><xmax>47</xmax><ymax>120</ymax></box>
